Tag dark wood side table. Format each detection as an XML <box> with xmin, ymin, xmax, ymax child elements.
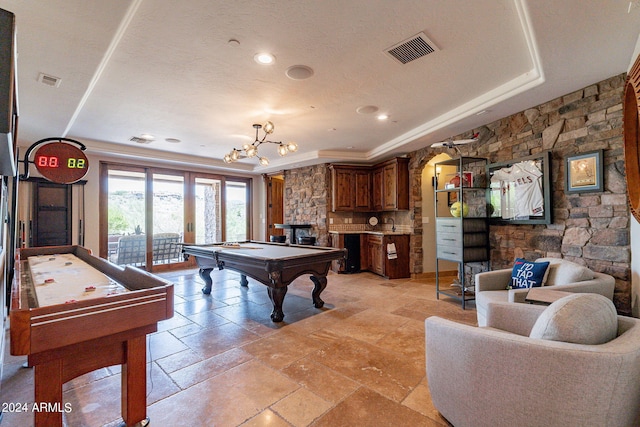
<box><xmin>525</xmin><ymin>288</ymin><xmax>573</xmax><ymax>305</ymax></box>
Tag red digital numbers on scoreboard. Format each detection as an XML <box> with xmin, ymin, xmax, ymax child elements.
<box><xmin>34</xmin><ymin>142</ymin><xmax>89</xmax><ymax>184</ymax></box>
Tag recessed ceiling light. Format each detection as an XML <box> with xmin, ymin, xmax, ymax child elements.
<box><xmin>140</xmin><ymin>134</ymin><xmax>155</xmax><ymax>140</ymax></box>
<box><xmin>356</xmin><ymin>105</ymin><xmax>379</xmax><ymax>115</ymax></box>
<box><xmin>286</xmin><ymin>65</ymin><xmax>314</xmax><ymax>80</ymax></box>
<box><xmin>254</xmin><ymin>53</ymin><xmax>275</xmax><ymax>65</ymax></box>
<box><xmin>228</xmin><ymin>38</ymin><xmax>240</xmax><ymax>46</ymax></box>
<box><xmin>377</xmin><ymin>114</ymin><xmax>389</xmax><ymax>121</ymax></box>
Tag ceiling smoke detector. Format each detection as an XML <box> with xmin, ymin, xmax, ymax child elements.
<box><xmin>385</xmin><ymin>32</ymin><xmax>439</xmax><ymax>65</ymax></box>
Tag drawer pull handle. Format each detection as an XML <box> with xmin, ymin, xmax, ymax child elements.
<box><xmin>443</xmin><ymin>238</ymin><xmax>456</xmax><ymax>241</ymax></box>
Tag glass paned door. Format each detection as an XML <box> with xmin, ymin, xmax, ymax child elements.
<box><xmin>152</xmin><ymin>173</ymin><xmax>185</xmax><ymax>266</ymax></box>
<box><xmin>225</xmin><ymin>181</ymin><xmax>249</xmax><ymax>241</ymax></box>
<box><xmin>194</xmin><ymin>177</ymin><xmax>222</xmax><ymax>244</ymax></box>
<box><xmin>106</xmin><ymin>169</ymin><xmax>146</xmax><ymax>266</ymax></box>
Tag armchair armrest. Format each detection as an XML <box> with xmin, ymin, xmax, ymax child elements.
<box><xmin>475</xmin><ymin>268</ymin><xmax>511</xmax><ymax>292</ymax></box>
<box><xmin>548</xmin><ymin>272</ymin><xmax>615</xmax><ymax>300</ymax></box>
<box><xmin>484</xmin><ymin>301</ymin><xmax>545</xmax><ymax>336</ymax></box>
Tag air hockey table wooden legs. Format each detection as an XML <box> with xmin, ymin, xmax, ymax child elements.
<box><xmin>27</xmin><ymin>326</ymin><xmax>153</xmax><ymax>427</ymax></box>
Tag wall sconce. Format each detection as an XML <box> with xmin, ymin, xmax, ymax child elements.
<box><xmin>432</xmin><ymin>166</ymin><xmax>441</xmax><ymax>187</ymax></box>
<box><xmin>224</xmin><ymin>121</ymin><xmax>298</xmax><ymax>166</ymax></box>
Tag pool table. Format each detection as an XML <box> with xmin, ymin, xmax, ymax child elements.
<box><xmin>181</xmin><ymin>241</ymin><xmax>346</xmax><ymax>322</ymax></box>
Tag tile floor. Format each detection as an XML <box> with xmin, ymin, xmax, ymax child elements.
<box><xmin>1</xmin><ymin>268</ymin><xmax>477</xmax><ymax>427</ymax></box>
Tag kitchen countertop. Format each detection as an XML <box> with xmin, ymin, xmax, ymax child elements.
<box><xmin>328</xmin><ymin>230</ymin><xmax>411</xmax><ymax>236</ymax></box>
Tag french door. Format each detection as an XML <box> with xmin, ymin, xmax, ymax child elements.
<box><xmin>100</xmin><ymin>163</ymin><xmax>251</xmax><ymax>272</ymax></box>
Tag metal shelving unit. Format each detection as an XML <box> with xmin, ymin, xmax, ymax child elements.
<box><xmin>434</xmin><ymin>156</ymin><xmax>489</xmax><ymax>309</ymax></box>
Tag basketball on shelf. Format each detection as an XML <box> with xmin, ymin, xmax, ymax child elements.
<box><xmin>450</xmin><ymin>201</ymin><xmax>469</xmax><ymax>217</ymax></box>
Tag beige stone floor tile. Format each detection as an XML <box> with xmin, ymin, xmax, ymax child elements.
<box><xmin>309</xmin><ymin>337</ymin><xmax>424</xmax><ymax>403</ymax></box>
<box><xmin>240</xmin><ymin>409</ymin><xmax>292</xmax><ymax>427</ymax></box>
<box><xmin>155</xmin><ymin>312</ymin><xmax>193</xmax><ymax>332</ymax></box>
<box><xmin>167</xmin><ymin>321</ymin><xmax>206</xmax><ymax>339</ymax></box>
<box><xmin>241</xmin><ymin>330</ymin><xmax>326</xmax><ymax>370</ymax></box>
<box><xmin>147</xmin><ymin>330</ymin><xmax>189</xmax><ymax>361</ymax></box>
<box><xmin>281</xmin><ymin>358</ymin><xmax>360</xmax><ymax>404</ymax></box>
<box><xmin>271</xmin><ymin>388</ymin><xmax>332</xmax><ymax>427</ymax></box>
<box><xmin>179</xmin><ymin>321</ymin><xmax>260</xmax><ymax>358</ymax></box>
<box><xmin>185</xmin><ymin>308</ymin><xmax>231</xmax><ymax>328</ymax></box>
<box><xmin>155</xmin><ymin>348</ymin><xmax>204</xmax><ymax>374</ymax></box>
<box><xmin>375</xmin><ymin>321</ymin><xmax>427</xmax><ymax>364</ymax></box>
<box><xmin>322</xmin><ymin>308</ymin><xmax>411</xmax><ymax>344</ymax></box>
<box><xmin>217</xmin><ymin>359</ymin><xmax>300</xmax><ymax>408</ymax></box>
<box><xmin>169</xmin><ymin>347</ymin><xmax>253</xmax><ymax>389</ymax></box>
<box><xmin>147</xmin><ymin>372</ymin><xmax>262</xmax><ymax>426</ymax></box>
<box><xmin>402</xmin><ymin>381</ymin><xmax>451</xmax><ymax>426</ymax></box>
<box><xmin>63</xmin><ymin>367</ymin><xmax>112</xmax><ymax>392</ymax></box>
<box><xmin>63</xmin><ymin>361</ymin><xmax>179</xmax><ymax>427</ymax></box>
<box><xmin>312</xmin><ymin>387</ymin><xmax>435</xmax><ymax>427</ymax></box>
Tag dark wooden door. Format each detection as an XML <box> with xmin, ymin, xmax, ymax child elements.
<box><xmin>266</xmin><ymin>175</ymin><xmax>285</xmax><ymax>239</ymax></box>
<box><xmin>33</xmin><ymin>181</ymin><xmax>71</xmax><ymax>246</ymax></box>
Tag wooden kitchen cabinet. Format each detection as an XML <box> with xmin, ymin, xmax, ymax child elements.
<box><xmin>372</xmin><ymin>167</ymin><xmax>383</xmax><ymax>211</ymax></box>
<box><xmin>330</xmin><ymin>233</ymin><xmax>345</xmax><ymax>273</ymax></box>
<box><xmin>366</xmin><ymin>233</ymin><xmax>409</xmax><ymax>279</ymax></box>
<box><xmin>354</xmin><ymin>169</ymin><xmax>371</xmax><ymax>210</ymax></box>
<box><xmin>330</xmin><ymin>158</ymin><xmax>408</xmax><ymax>212</ymax></box>
<box><xmin>330</xmin><ymin>165</ymin><xmax>371</xmax><ymax>212</ymax></box>
<box><xmin>381</xmin><ymin>158</ymin><xmax>409</xmax><ymax>211</ymax></box>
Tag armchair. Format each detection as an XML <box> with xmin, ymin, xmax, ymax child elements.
<box><xmin>475</xmin><ymin>257</ymin><xmax>615</xmax><ymax>326</ymax></box>
<box><xmin>425</xmin><ymin>299</ymin><xmax>640</xmax><ymax>427</ymax></box>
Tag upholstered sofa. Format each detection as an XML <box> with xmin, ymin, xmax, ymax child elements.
<box><xmin>475</xmin><ymin>257</ymin><xmax>615</xmax><ymax>326</ymax></box>
<box><xmin>425</xmin><ymin>295</ymin><xmax>640</xmax><ymax>427</ymax></box>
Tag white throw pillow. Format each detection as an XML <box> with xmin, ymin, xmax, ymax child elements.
<box><xmin>529</xmin><ymin>293</ymin><xmax>617</xmax><ymax>344</ymax></box>
<box><xmin>536</xmin><ymin>258</ymin><xmax>595</xmax><ymax>286</ymax></box>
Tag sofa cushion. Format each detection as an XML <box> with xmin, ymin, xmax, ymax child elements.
<box><xmin>529</xmin><ymin>293</ymin><xmax>618</xmax><ymax>344</ymax></box>
<box><xmin>536</xmin><ymin>257</ymin><xmax>595</xmax><ymax>286</ymax></box>
<box><xmin>510</xmin><ymin>258</ymin><xmax>550</xmax><ymax>289</ymax></box>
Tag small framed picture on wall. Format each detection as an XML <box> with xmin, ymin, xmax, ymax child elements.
<box><xmin>565</xmin><ymin>149</ymin><xmax>604</xmax><ymax>193</ymax></box>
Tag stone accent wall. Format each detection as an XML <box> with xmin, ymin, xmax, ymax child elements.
<box><xmin>409</xmin><ymin>74</ymin><xmax>632</xmax><ymax>314</ymax></box>
<box><xmin>284</xmin><ymin>165</ymin><xmax>330</xmax><ymax>246</ymax></box>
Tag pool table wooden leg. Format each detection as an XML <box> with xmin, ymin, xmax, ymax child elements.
<box><xmin>268</xmin><ymin>286</ymin><xmax>287</xmax><ymax>322</ymax></box>
<box><xmin>199</xmin><ymin>268</ymin><xmax>214</xmax><ymax>294</ymax></box>
<box><xmin>240</xmin><ymin>274</ymin><xmax>249</xmax><ymax>287</ymax></box>
<box><xmin>310</xmin><ymin>275</ymin><xmax>327</xmax><ymax>308</ymax></box>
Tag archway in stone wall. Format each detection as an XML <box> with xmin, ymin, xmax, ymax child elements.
<box><xmin>420</xmin><ymin>153</ymin><xmax>455</xmax><ymax>275</ymax></box>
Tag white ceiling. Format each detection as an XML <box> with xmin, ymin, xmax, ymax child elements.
<box><xmin>2</xmin><ymin>0</ymin><xmax>640</xmax><ymax>174</ymax></box>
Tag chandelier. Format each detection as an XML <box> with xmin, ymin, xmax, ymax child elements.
<box><xmin>223</xmin><ymin>121</ymin><xmax>298</xmax><ymax>166</ymax></box>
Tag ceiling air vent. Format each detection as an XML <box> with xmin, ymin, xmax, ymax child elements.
<box><xmin>129</xmin><ymin>136</ymin><xmax>152</xmax><ymax>144</ymax></box>
<box><xmin>385</xmin><ymin>32</ymin><xmax>439</xmax><ymax>65</ymax></box>
<box><xmin>37</xmin><ymin>72</ymin><xmax>62</xmax><ymax>87</ymax></box>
